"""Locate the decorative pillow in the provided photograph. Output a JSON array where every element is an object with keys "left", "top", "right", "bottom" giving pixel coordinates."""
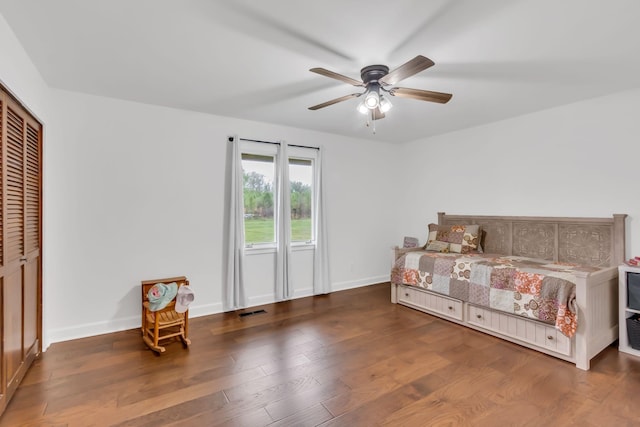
[
  {"left": 426, "top": 223, "right": 481, "bottom": 254},
  {"left": 425, "top": 240, "right": 450, "bottom": 252},
  {"left": 403, "top": 236, "right": 420, "bottom": 248}
]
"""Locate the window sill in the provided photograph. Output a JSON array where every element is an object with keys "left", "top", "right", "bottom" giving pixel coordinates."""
[
  {"left": 244, "top": 243, "right": 315, "bottom": 256},
  {"left": 292, "top": 242, "right": 315, "bottom": 252},
  {"left": 245, "top": 246, "right": 276, "bottom": 256}
]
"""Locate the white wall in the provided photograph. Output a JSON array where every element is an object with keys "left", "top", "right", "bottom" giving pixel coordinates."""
[
  {"left": 43, "top": 89, "right": 398, "bottom": 345},
  {"left": 396, "top": 88, "right": 640, "bottom": 258},
  {"left": 0, "top": 13, "right": 49, "bottom": 118}
]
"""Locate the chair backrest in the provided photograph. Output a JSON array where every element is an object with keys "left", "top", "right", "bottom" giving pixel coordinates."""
[{"left": 141, "top": 276, "right": 189, "bottom": 305}]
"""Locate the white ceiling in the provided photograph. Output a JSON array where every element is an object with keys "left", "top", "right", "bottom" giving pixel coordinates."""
[{"left": 1, "top": 0, "right": 639, "bottom": 143}]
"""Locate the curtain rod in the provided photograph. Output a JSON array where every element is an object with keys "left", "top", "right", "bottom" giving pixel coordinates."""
[{"left": 235, "top": 137, "right": 320, "bottom": 150}]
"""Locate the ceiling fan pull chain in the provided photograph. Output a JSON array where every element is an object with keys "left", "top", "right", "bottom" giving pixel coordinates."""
[{"left": 372, "top": 110, "right": 376, "bottom": 134}]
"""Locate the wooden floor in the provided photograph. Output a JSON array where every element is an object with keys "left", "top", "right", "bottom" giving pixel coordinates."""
[{"left": 3, "top": 283, "right": 640, "bottom": 426}]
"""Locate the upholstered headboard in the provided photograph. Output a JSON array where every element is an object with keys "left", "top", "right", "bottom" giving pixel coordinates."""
[{"left": 438, "top": 212, "right": 627, "bottom": 268}]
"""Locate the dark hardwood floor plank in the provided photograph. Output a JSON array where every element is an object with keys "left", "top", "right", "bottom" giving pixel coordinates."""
[
  {"left": 381, "top": 399, "right": 473, "bottom": 427},
  {"left": 116, "top": 364, "right": 266, "bottom": 407},
  {"left": 264, "top": 379, "right": 350, "bottom": 422},
  {"left": 224, "top": 374, "right": 320, "bottom": 403},
  {"left": 319, "top": 373, "right": 441, "bottom": 426},
  {"left": 214, "top": 407, "right": 274, "bottom": 427},
  {"left": 268, "top": 403, "right": 333, "bottom": 427},
  {"left": 113, "top": 390, "right": 228, "bottom": 427}
]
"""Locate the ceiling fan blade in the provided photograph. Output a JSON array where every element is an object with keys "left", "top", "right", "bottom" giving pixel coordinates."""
[
  {"left": 308, "top": 93, "right": 361, "bottom": 110},
  {"left": 379, "top": 55, "right": 435, "bottom": 86},
  {"left": 372, "top": 107, "right": 385, "bottom": 120},
  {"left": 390, "top": 87, "right": 452, "bottom": 104},
  {"left": 310, "top": 68, "right": 364, "bottom": 87}
]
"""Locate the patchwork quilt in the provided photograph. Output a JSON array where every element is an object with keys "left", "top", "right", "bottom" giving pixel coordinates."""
[{"left": 391, "top": 252, "right": 599, "bottom": 338}]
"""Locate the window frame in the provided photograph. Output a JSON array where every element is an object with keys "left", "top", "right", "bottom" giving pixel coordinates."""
[
  {"left": 239, "top": 141, "right": 318, "bottom": 252},
  {"left": 287, "top": 146, "right": 317, "bottom": 248},
  {"left": 240, "top": 141, "right": 278, "bottom": 250}
]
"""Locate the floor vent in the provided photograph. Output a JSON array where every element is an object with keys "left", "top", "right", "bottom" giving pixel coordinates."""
[{"left": 239, "top": 309, "right": 267, "bottom": 318}]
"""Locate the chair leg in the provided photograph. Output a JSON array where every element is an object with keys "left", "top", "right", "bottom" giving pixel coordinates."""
[
  {"left": 143, "top": 334, "right": 166, "bottom": 353},
  {"left": 181, "top": 314, "right": 191, "bottom": 347},
  {"left": 142, "top": 314, "right": 166, "bottom": 353},
  {"left": 153, "top": 314, "right": 161, "bottom": 349},
  {"left": 180, "top": 328, "right": 191, "bottom": 347}
]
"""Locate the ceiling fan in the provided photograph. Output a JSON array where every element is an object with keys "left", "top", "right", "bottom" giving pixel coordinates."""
[{"left": 308, "top": 55, "right": 452, "bottom": 120}]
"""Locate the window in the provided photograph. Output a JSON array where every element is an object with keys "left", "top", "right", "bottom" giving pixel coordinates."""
[
  {"left": 289, "top": 158, "right": 313, "bottom": 243},
  {"left": 240, "top": 141, "right": 317, "bottom": 248},
  {"left": 242, "top": 153, "right": 275, "bottom": 245}
]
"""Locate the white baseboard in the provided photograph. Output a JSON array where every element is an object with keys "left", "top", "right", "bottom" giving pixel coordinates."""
[
  {"left": 189, "top": 302, "right": 224, "bottom": 318},
  {"left": 247, "top": 293, "right": 276, "bottom": 307},
  {"left": 47, "top": 315, "right": 141, "bottom": 346},
  {"left": 292, "top": 287, "right": 314, "bottom": 298},
  {"left": 244, "top": 287, "right": 315, "bottom": 307},
  {"left": 332, "top": 275, "right": 388, "bottom": 292}
]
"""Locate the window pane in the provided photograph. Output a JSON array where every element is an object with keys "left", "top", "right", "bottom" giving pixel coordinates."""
[
  {"left": 289, "top": 158, "right": 313, "bottom": 242},
  {"left": 242, "top": 154, "right": 275, "bottom": 245}
]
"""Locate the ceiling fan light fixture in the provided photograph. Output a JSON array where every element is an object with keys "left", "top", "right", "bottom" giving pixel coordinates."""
[
  {"left": 379, "top": 96, "right": 392, "bottom": 113},
  {"left": 357, "top": 100, "right": 369, "bottom": 114},
  {"left": 363, "top": 85, "right": 380, "bottom": 109}
]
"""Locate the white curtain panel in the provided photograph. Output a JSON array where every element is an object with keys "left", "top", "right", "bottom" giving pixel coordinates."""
[
  {"left": 225, "top": 136, "right": 247, "bottom": 310},
  {"left": 275, "top": 142, "right": 292, "bottom": 300},
  {"left": 313, "top": 148, "right": 330, "bottom": 295}
]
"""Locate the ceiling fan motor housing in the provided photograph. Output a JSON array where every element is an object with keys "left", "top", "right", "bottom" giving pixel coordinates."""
[{"left": 360, "top": 65, "right": 389, "bottom": 84}]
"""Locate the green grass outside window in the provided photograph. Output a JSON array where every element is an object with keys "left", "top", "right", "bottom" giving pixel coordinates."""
[{"left": 244, "top": 218, "right": 311, "bottom": 244}]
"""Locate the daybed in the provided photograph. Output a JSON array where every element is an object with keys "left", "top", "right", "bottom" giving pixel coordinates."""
[{"left": 391, "top": 212, "right": 627, "bottom": 370}]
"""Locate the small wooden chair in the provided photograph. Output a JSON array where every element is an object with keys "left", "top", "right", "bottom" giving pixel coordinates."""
[{"left": 141, "top": 276, "right": 191, "bottom": 353}]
